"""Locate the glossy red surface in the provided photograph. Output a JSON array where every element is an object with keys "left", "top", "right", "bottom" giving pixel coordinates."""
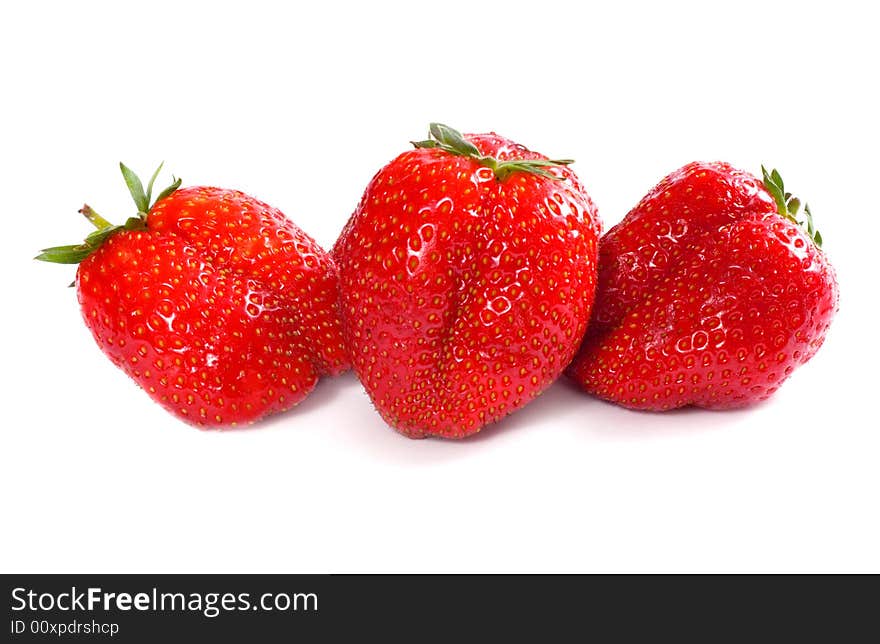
[
  {"left": 567, "top": 162, "right": 839, "bottom": 410},
  {"left": 335, "top": 133, "right": 601, "bottom": 438},
  {"left": 77, "top": 188, "right": 348, "bottom": 427}
]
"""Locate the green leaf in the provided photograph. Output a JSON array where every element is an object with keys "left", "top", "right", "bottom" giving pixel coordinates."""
[
  {"left": 37, "top": 162, "right": 177, "bottom": 269},
  {"left": 145, "top": 161, "right": 165, "bottom": 207},
  {"left": 495, "top": 162, "right": 549, "bottom": 181},
  {"left": 769, "top": 169, "right": 785, "bottom": 197},
  {"left": 494, "top": 158, "right": 575, "bottom": 181},
  {"left": 153, "top": 176, "right": 182, "bottom": 205},
  {"left": 35, "top": 222, "right": 132, "bottom": 265},
  {"left": 35, "top": 244, "right": 97, "bottom": 264},
  {"left": 761, "top": 167, "right": 824, "bottom": 249},
  {"left": 429, "top": 122, "right": 482, "bottom": 157},
  {"left": 83, "top": 224, "right": 124, "bottom": 247},
  {"left": 415, "top": 123, "right": 573, "bottom": 182},
  {"left": 511, "top": 158, "right": 574, "bottom": 167},
  {"left": 803, "top": 204, "right": 823, "bottom": 248},
  {"left": 119, "top": 162, "right": 149, "bottom": 213},
  {"left": 761, "top": 165, "right": 788, "bottom": 219}
]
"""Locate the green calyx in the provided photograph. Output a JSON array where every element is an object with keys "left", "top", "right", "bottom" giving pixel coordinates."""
[
  {"left": 35, "top": 162, "right": 181, "bottom": 265},
  {"left": 412, "top": 122, "right": 574, "bottom": 181},
  {"left": 761, "top": 165, "right": 822, "bottom": 248}
]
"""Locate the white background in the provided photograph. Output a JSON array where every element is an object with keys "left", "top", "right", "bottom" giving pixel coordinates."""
[{"left": 2, "top": 1, "right": 877, "bottom": 573}]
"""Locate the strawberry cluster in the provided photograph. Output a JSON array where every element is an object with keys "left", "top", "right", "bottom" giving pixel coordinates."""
[{"left": 38, "top": 125, "right": 838, "bottom": 437}]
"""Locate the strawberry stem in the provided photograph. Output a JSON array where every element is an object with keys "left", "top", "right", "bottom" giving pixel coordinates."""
[
  {"left": 79, "top": 204, "right": 112, "bottom": 230},
  {"left": 412, "top": 122, "right": 573, "bottom": 181},
  {"left": 761, "top": 165, "right": 823, "bottom": 248},
  {"left": 35, "top": 163, "right": 181, "bottom": 266}
]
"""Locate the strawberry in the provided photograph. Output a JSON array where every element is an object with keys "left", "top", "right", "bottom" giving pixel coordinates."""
[
  {"left": 333, "top": 123, "right": 601, "bottom": 438},
  {"left": 566, "top": 161, "right": 838, "bottom": 410},
  {"left": 37, "top": 164, "right": 348, "bottom": 427}
]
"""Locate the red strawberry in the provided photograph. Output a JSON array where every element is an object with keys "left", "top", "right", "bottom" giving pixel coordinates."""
[
  {"left": 37, "top": 164, "right": 348, "bottom": 427},
  {"left": 567, "top": 161, "right": 838, "bottom": 410},
  {"left": 334, "top": 123, "right": 601, "bottom": 438}
]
